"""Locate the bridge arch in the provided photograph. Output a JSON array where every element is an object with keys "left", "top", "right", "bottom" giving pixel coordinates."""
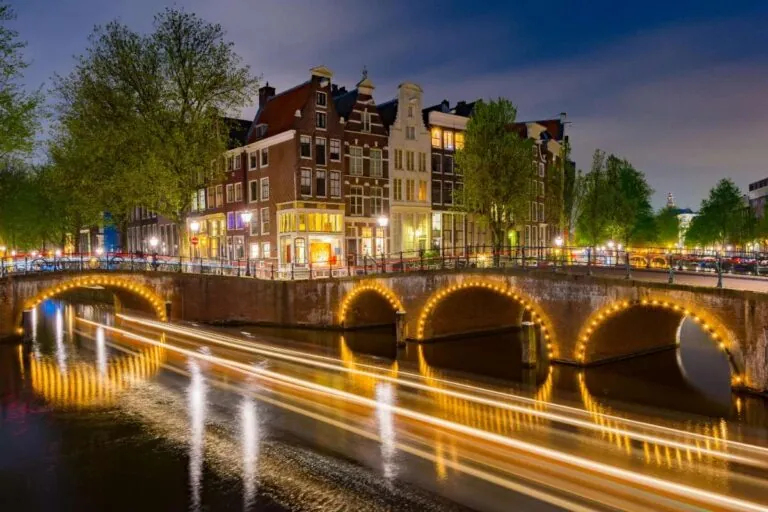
[
  {"left": 339, "top": 282, "right": 404, "bottom": 329},
  {"left": 576, "top": 297, "right": 743, "bottom": 386},
  {"left": 415, "top": 279, "right": 555, "bottom": 358},
  {"left": 20, "top": 274, "right": 167, "bottom": 326}
]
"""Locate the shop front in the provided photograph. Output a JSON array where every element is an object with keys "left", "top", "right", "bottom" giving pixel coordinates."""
[{"left": 276, "top": 203, "right": 345, "bottom": 269}]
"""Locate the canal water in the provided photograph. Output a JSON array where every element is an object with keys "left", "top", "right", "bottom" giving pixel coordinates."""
[{"left": 1, "top": 298, "right": 766, "bottom": 511}]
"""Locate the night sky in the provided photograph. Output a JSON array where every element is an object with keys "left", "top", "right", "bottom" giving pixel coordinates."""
[{"left": 10, "top": 0, "right": 768, "bottom": 209}]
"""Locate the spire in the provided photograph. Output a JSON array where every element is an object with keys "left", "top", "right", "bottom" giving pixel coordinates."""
[
  {"left": 666, "top": 192, "right": 676, "bottom": 208},
  {"left": 356, "top": 65, "right": 375, "bottom": 94}
]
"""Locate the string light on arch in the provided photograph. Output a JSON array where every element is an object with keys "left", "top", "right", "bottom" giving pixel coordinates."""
[
  {"left": 339, "top": 282, "right": 404, "bottom": 325},
  {"left": 415, "top": 280, "right": 555, "bottom": 358},
  {"left": 575, "top": 298, "right": 743, "bottom": 386}
]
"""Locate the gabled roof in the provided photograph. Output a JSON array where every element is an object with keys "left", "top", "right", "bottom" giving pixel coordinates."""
[
  {"left": 528, "top": 119, "right": 565, "bottom": 141},
  {"left": 333, "top": 89, "right": 359, "bottom": 119},
  {"left": 248, "top": 81, "right": 312, "bottom": 143},
  {"left": 376, "top": 99, "right": 398, "bottom": 130}
]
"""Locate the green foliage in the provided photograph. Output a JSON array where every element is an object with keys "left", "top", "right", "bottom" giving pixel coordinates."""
[
  {"left": 0, "top": 3, "right": 43, "bottom": 158},
  {"left": 455, "top": 98, "right": 534, "bottom": 252},
  {"left": 0, "top": 160, "right": 54, "bottom": 249},
  {"left": 50, "top": 8, "right": 259, "bottom": 231},
  {"left": 575, "top": 150, "right": 612, "bottom": 246},
  {"left": 561, "top": 138, "right": 582, "bottom": 242},
  {"left": 685, "top": 179, "right": 751, "bottom": 247},
  {"left": 654, "top": 207, "right": 681, "bottom": 247}
]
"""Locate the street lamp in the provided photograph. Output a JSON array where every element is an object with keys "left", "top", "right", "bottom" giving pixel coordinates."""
[
  {"left": 149, "top": 236, "right": 159, "bottom": 249},
  {"left": 240, "top": 211, "right": 253, "bottom": 276},
  {"left": 54, "top": 249, "right": 62, "bottom": 257},
  {"left": 95, "top": 247, "right": 104, "bottom": 256},
  {"left": 554, "top": 236, "right": 563, "bottom": 247}
]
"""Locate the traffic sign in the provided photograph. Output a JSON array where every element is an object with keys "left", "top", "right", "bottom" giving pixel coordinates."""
[{"left": 191, "top": 236, "right": 199, "bottom": 245}]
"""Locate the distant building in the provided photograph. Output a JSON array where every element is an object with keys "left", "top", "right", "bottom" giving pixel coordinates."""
[
  {"left": 748, "top": 178, "right": 768, "bottom": 218},
  {"left": 665, "top": 193, "right": 697, "bottom": 247}
]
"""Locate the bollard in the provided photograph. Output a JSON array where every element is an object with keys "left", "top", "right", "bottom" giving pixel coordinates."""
[
  {"left": 521, "top": 321, "right": 537, "bottom": 368},
  {"left": 395, "top": 310, "right": 407, "bottom": 348}
]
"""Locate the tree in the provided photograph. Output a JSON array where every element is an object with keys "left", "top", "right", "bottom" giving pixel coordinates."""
[
  {"left": 686, "top": 179, "right": 750, "bottom": 247},
  {"left": 561, "top": 137, "right": 583, "bottom": 244},
  {"left": 655, "top": 207, "right": 681, "bottom": 247},
  {"left": 575, "top": 150, "right": 612, "bottom": 246},
  {"left": 455, "top": 98, "right": 534, "bottom": 258},
  {"left": 0, "top": 3, "right": 43, "bottom": 159},
  {"left": 51, "top": 8, "right": 259, "bottom": 234},
  {"left": 604, "top": 155, "right": 654, "bottom": 246}
]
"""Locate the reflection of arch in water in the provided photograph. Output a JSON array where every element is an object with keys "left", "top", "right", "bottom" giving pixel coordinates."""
[
  {"left": 22, "top": 275, "right": 167, "bottom": 323},
  {"left": 576, "top": 371, "right": 730, "bottom": 479},
  {"left": 28, "top": 343, "right": 165, "bottom": 409},
  {"left": 415, "top": 280, "right": 555, "bottom": 358},
  {"left": 339, "top": 283, "right": 404, "bottom": 328},
  {"left": 338, "top": 336, "right": 398, "bottom": 395},
  {"left": 575, "top": 298, "right": 743, "bottom": 387}
]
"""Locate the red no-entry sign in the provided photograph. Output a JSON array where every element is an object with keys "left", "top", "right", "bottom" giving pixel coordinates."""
[{"left": 190, "top": 236, "right": 199, "bottom": 245}]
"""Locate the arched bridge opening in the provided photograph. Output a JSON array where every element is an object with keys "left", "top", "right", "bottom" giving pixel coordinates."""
[
  {"left": 339, "top": 283, "right": 404, "bottom": 330},
  {"left": 576, "top": 298, "right": 743, "bottom": 387}
]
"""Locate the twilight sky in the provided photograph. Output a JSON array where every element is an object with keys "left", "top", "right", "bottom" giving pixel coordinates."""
[{"left": 10, "top": 0, "right": 768, "bottom": 209}]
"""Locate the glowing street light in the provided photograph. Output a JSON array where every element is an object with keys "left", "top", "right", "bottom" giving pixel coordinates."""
[
  {"left": 607, "top": 240, "right": 615, "bottom": 250},
  {"left": 190, "top": 220, "right": 201, "bottom": 234},
  {"left": 377, "top": 216, "right": 389, "bottom": 228},
  {"left": 54, "top": 249, "right": 62, "bottom": 257},
  {"left": 30, "top": 250, "right": 38, "bottom": 258},
  {"left": 96, "top": 247, "right": 104, "bottom": 256},
  {"left": 149, "top": 236, "right": 159, "bottom": 249},
  {"left": 554, "top": 236, "right": 564, "bottom": 248}
]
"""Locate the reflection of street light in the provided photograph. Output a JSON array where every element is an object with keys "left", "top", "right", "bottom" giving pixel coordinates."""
[{"left": 240, "top": 211, "right": 253, "bottom": 276}]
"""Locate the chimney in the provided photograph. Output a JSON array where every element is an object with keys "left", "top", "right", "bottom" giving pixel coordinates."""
[{"left": 259, "top": 82, "right": 276, "bottom": 108}]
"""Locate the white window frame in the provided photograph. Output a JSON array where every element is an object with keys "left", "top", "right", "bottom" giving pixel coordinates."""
[
  {"left": 370, "top": 149, "right": 382, "bottom": 177},
  {"left": 419, "top": 152, "right": 426, "bottom": 172},
  {"left": 226, "top": 183, "right": 234, "bottom": 203},
  {"left": 350, "top": 146, "right": 363, "bottom": 176},
  {"left": 261, "top": 207, "right": 270, "bottom": 235},
  {"left": 260, "top": 177, "right": 270, "bottom": 201},
  {"left": 406, "top": 126, "right": 415, "bottom": 140},
  {"left": 300, "top": 168, "right": 312, "bottom": 196},
  {"left": 394, "top": 178, "right": 403, "bottom": 201},
  {"left": 444, "top": 181, "right": 454, "bottom": 205},
  {"left": 316, "top": 169, "right": 327, "bottom": 198},
  {"left": 234, "top": 182, "right": 243, "bottom": 202},
  {"left": 330, "top": 139, "right": 341, "bottom": 161},
  {"left": 316, "top": 91, "right": 327, "bottom": 107},
  {"left": 350, "top": 185, "right": 364, "bottom": 216},
  {"left": 249, "top": 180, "right": 258, "bottom": 203},
  {"left": 406, "top": 150, "right": 414, "bottom": 171},
  {"left": 300, "top": 135, "right": 312, "bottom": 159},
  {"left": 261, "top": 148, "right": 269, "bottom": 168},
  {"left": 361, "top": 111, "right": 371, "bottom": 132},
  {"left": 262, "top": 242, "right": 271, "bottom": 259},
  {"left": 249, "top": 152, "right": 258, "bottom": 170},
  {"left": 315, "top": 137, "right": 326, "bottom": 166},
  {"left": 316, "top": 112, "right": 327, "bottom": 130},
  {"left": 330, "top": 171, "right": 341, "bottom": 198}
]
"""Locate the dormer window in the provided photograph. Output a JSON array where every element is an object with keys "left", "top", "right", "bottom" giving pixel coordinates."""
[{"left": 316, "top": 91, "right": 327, "bottom": 107}]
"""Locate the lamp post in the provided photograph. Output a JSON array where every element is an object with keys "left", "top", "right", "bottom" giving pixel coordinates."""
[
  {"left": 554, "top": 236, "right": 563, "bottom": 271},
  {"left": 240, "top": 211, "right": 253, "bottom": 277},
  {"left": 377, "top": 216, "right": 389, "bottom": 273},
  {"left": 189, "top": 220, "right": 201, "bottom": 272},
  {"left": 149, "top": 236, "right": 159, "bottom": 271}
]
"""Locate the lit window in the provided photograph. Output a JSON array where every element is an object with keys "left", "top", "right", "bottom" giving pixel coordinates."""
[
  {"left": 431, "top": 127, "right": 442, "bottom": 148},
  {"left": 444, "top": 130, "right": 454, "bottom": 150},
  {"left": 315, "top": 137, "right": 326, "bottom": 165},
  {"left": 330, "top": 139, "right": 341, "bottom": 161},
  {"left": 261, "top": 148, "right": 269, "bottom": 167},
  {"left": 227, "top": 212, "right": 236, "bottom": 230},
  {"left": 418, "top": 180, "right": 427, "bottom": 201},
  {"left": 295, "top": 238, "right": 306, "bottom": 264},
  {"left": 370, "top": 149, "right": 382, "bottom": 177},
  {"left": 260, "top": 177, "right": 270, "bottom": 201},
  {"left": 406, "top": 179, "right": 415, "bottom": 201},
  {"left": 455, "top": 132, "right": 465, "bottom": 150},
  {"left": 350, "top": 186, "right": 364, "bottom": 216},
  {"left": 316, "top": 112, "right": 327, "bottom": 129},
  {"left": 316, "top": 91, "right": 327, "bottom": 107},
  {"left": 250, "top": 211, "right": 259, "bottom": 235},
  {"left": 330, "top": 171, "right": 341, "bottom": 197},
  {"left": 316, "top": 170, "right": 326, "bottom": 197},
  {"left": 300, "top": 135, "right": 311, "bottom": 159},
  {"left": 350, "top": 146, "right": 363, "bottom": 175},
  {"left": 262, "top": 241, "right": 271, "bottom": 258},
  {"left": 300, "top": 169, "right": 312, "bottom": 196}
]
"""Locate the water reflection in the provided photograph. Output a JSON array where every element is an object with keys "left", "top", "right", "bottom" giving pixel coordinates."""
[
  {"left": 54, "top": 305, "right": 66, "bottom": 372},
  {"left": 240, "top": 396, "right": 260, "bottom": 510},
  {"left": 375, "top": 382, "right": 397, "bottom": 482},
  {"left": 96, "top": 326, "right": 107, "bottom": 375},
  {"left": 187, "top": 360, "right": 207, "bottom": 512}
]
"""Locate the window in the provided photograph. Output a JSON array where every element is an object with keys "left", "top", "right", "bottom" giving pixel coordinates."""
[
  {"left": 330, "top": 171, "right": 341, "bottom": 197},
  {"left": 198, "top": 189, "right": 206, "bottom": 210},
  {"left": 371, "top": 186, "right": 384, "bottom": 216},
  {"left": 361, "top": 111, "right": 371, "bottom": 132},
  {"left": 444, "top": 181, "right": 454, "bottom": 205},
  {"left": 261, "top": 208, "right": 270, "bottom": 234},
  {"left": 530, "top": 201, "right": 535, "bottom": 221},
  {"left": 370, "top": 149, "right": 382, "bottom": 177},
  {"left": 316, "top": 170, "right": 326, "bottom": 197},
  {"left": 419, "top": 152, "right": 426, "bottom": 172},
  {"left": 406, "top": 151, "right": 414, "bottom": 171},
  {"left": 538, "top": 162, "right": 545, "bottom": 177},
  {"left": 234, "top": 154, "right": 241, "bottom": 170},
  {"left": 350, "top": 146, "right": 363, "bottom": 175},
  {"left": 444, "top": 130, "right": 454, "bottom": 151},
  {"left": 406, "top": 179, "right": 415, "bottom": 201},
  {"left": 539, "top": 202, "right": 545, "bottom": 223},
  {"left": 350, "top": 186, "right": 364, "bottom": 216},
  {"left": 261, "top": 148, "right": 269, "bottom": 167},
  {"left": 207, "top": 187, "right": 215, "bottom": 209},
  {"left": 406, "top": 126, "right": 415, "bottom": 140},
  {"left": 316, "top": 112, "right": 327, "bottom": 129},
  {"left": 191, "top": 192, "right": 198, "bottom": 212},
  {"left": 227, "top": 156, "right": 233, "bottom": 171},
  {"left": 432, "top": 153, "right": 441, "bottom": 173},
  {"left": 262, "top": 242, "right": 271, "bottom": 258},
  {"left": 300, "top": 169, "right": 312, "bottom": 196},
  {"left": 300, "top": 135, "right": 312, "bottom": 158},
  {"left": 539, "top": 181, "right": 545, "bottom": 197},
  {"left": 249, "top": 180, "right": 258, "bottom": 202},
  {"left": 418, "top": 180, "right": 427, "bottom": 201},
  {"left": 455, "top": 132, "right": 465, "bottom": 150},
  {"left": 330, "top": 139, "right": 341, "bottom": 161},
  {"left": 444, "top": 155, "right": 453, "bottom": 174},
  {"left": 316, "top": 91, "right": 327, "bottom": 107},
  {"left": 394, "top": 149, "right": 403, "bottom": 170},
  {"left": 394, "top": 179, "right": 402, "bottom": 201},
  {"left": 227, "top": 212, "right": 236, "bottom": 230},
  {"left": 249, "top": 152, "right": 258, "bottom": 170},
  {"left": 294, "top": 238, "right": 307, "bottom": 264},
  {"left": 215, "top": 185, "right": 223, "bottom": 207},
  {"left": 431, "top": 127, "right": 442, "bottom": 148},
  {"left": 250, "top": 211, "right": 259, "bottom": 236},
  {"left": 315, "top": 137, "right": 326, "bottom": 165},
  {"left": 260, "top": 177, "right": 270, "bottom": 201},
  {"left": 408, "top": 105, "right": 414, "bottom": 117},
  {"left": 226, "top": 184, "right": 234, "bottom": 203},
  {"left": 235, "top": 182, "right": 243, "bottom": 202},
  {"left": 432, "top": 180, "right": 442, "bottom": 204},
  {"left": 250, "top": 243, "right": 259, "bottom": 259}
]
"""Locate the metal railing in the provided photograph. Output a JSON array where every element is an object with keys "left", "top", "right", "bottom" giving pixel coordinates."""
[{"left": 2, "top": 246, "right": 767, "bottom": 287}]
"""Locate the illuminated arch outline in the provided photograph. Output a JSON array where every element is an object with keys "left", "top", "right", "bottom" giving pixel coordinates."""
[
  {"left": 22, "top": 275, "right": 167, "bottom": 322},
  {"left": 339, "top": 282, "right": 405, "bottom": 326},
  {"left": 575, "top": 298, "right": 744, "bottom": 386},
  {"left": 415, "top": 280, "right": 555, "bottom": 358}
]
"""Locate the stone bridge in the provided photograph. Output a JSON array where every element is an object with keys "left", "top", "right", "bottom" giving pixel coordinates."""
[{"left": 1, "top": 269, "right": 767, "bottom": 393}]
